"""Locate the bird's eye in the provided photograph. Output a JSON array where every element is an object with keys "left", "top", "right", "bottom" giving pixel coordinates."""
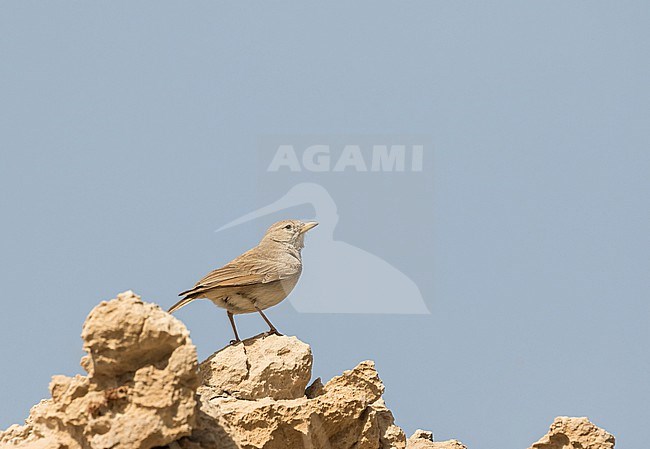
[{"left": 284, "top": 224, "right": 292, "bottom": 230}]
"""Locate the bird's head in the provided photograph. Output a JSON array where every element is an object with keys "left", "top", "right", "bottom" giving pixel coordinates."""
[{"left": 261, "top": 219, "right": 318, "bottom": 250}]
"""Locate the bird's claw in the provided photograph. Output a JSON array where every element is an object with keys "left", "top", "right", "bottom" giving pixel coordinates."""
[
  {"left": 265, "top": 329, "right": 282, "bottom": 337},
  {"left": 229, "top": 339, "right": 242, "bottom": 345}
]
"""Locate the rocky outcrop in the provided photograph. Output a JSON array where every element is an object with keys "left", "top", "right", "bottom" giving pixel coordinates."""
[
  {"left": 0, "top": 292, "right": 617, "bottom": 449},
  {"left": 198, "top": 335, "right": 313, "bottom": 401},
  {"left": 0, "top": 291, "right": 199, "bottom": 449},
  {"left": 527, "top": 417, "right": 615, "bottom": 449},
  {"left": 406, "top": 430, "right": 467, "bottom": 449},
  {"left": 183, "top": 336, "right": 405, "bottom": 449}
]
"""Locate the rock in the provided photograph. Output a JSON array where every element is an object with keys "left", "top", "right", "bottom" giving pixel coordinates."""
[
  {"left": 0, "top": 291, "right": 199, "bottom": 449},
  {"left": 305, "top": 377, "right": 325, "bottom": 399},
  {"left": 359, "top": 399, "right": 406, "bottom": 449},
  {"left": 181, "top": 340, "right": 406, "bottom": 449},
  {"left": 199, "top": 334, "right": 312, "bottom": 400},
  {"left": 0, "top": 291, "right": 619, "bottom": 449},
  {"left": 406, "top": 430, "right": 467, "bottom": 449},
  {"left": 528, "top": 417, "right": 615, "bottom": 449},
  {"left": 410, "top": 430, "right": 434, "bottom": 441}
]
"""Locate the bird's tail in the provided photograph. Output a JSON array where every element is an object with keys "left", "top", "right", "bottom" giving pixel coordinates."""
[{"left": 168, "top": 296, "right": 195, "bottom": 314}]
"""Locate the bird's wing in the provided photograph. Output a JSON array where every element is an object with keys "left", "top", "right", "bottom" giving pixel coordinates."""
[{"left": 179, "top": 253, "right": 300, "bottom": 297}]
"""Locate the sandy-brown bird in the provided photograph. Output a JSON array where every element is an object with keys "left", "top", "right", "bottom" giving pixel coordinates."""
[{"left": 169, "top": 219, "right": 318, "bottom": 343}]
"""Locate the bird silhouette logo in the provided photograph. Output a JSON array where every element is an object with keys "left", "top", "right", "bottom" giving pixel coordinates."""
[{"left": 217, "top": 183, "right": 430, "bottom": 314}]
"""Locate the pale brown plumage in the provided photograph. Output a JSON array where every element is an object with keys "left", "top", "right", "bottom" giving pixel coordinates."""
[{"left": 169, "top": 219, "right": 318, "bottom": 343}]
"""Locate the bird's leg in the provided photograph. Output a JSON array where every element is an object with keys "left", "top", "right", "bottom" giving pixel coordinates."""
[
  {"left": 255, "top": 307, "right": 282, "bottom": 336},
  {"left": 227, "top": 311, "right": 241, "bottom": 344}
]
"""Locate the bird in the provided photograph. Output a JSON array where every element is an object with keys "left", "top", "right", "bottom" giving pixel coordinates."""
[
  {"left": 168, "top": 219, "right": 318, "bottom": 343},
  {"left": 215, "top": 183, "right": 430, "bottom": 314}
]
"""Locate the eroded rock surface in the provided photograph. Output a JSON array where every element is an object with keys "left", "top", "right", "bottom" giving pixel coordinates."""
[
  {"left": 406, "top": 430, "right": 467, "bottom": 449},
  {"left": 527, "top": 417, "right": 615, "bottom": 449},
  {"left": 0, "top": 291, "right": 199, "bottom": 449},
  {"left": 199, "top": 334, "right": 312, "bottom": 400},
  {"left": 0, "top": 292, "right": 617, "bottom": 449},
  {"left": 183, "top": 339, "right": 406, "bottom": 449}
]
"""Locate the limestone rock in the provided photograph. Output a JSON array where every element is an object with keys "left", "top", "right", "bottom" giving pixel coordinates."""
[
  {"left": 199, "top": 334, "right": 312, "bottom": 400},
  {"left": 528, "top": 417, "right": 615, "bottom": 449},
  {"left": 0, "top": 291, "right": 199, "bottom": 449},
  {"left": 406, "top": 428, "right": 466, "bottom": 449},
  {"left": 180, "top": 339, "right": 406, "bottom": 449},
  {"left": 410, "top": 430, "right": 434, "bottom": 442},
  {"left": 0, "top": 292, "right": 619, "bottom": 449}
]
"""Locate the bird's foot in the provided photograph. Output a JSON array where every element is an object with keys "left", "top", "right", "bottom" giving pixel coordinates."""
[
  {"left": 265, "top": 328, "right": 282, "bottom": 337},
  {"left": 229, "top": 338, "right": 242, "bottom": 345}
]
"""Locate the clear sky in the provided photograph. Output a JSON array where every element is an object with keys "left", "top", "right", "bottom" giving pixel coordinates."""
[{"left": 1, "top": 2, "right": 648, "bottom": 448}]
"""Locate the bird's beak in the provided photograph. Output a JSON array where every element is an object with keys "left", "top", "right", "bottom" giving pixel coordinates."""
[{"left": 300, "top": 222, "right": 319, "bottom": 234}]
